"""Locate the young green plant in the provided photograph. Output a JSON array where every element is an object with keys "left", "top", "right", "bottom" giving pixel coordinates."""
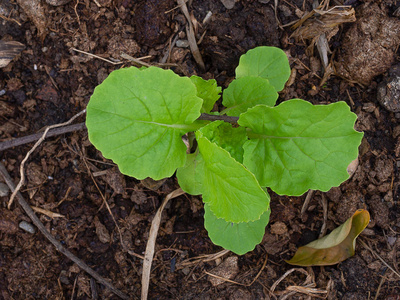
[{"left": 86, "top": 47, "right": 363, "bottom": 255}]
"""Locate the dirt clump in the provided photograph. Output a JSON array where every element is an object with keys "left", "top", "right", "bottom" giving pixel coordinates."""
[{"left": 336, "top": 3, "right": 400, "bottom": 86}]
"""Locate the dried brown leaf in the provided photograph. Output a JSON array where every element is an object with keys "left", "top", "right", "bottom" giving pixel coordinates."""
[{"left": 287, "top": 209, "right": 370, "bottom": 266}]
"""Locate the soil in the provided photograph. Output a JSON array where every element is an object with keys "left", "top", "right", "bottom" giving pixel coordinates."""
[{"left": 1, "top": 0, "right": 400, "bottom": 299}]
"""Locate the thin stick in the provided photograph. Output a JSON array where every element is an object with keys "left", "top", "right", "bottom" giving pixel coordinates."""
[
  {"left": 205, "top": 254, "right": 269, "bottom": 287},
  {"left": 319, "top": 194, "right": 328, "bottom": 238},
  {"left": 81, "top": 151, "right": 125, "bottom": 249},
  {"left": 374, "top": 270, "right": 387, "bottom": 300},
  {"left": 0, "top": 122, "right": 86, "bottom": 152},
  {"left": 301, "top": 190, "right": 314, "bottom": 217},
  {"left": 0, "top": 162, "right": 129, "bottom": 299},
  {"left": 177, "top": 0, "right": 205, "bottom": 70},
  {"left": 70, "top": 48, "right": 123, "bottom": 65},
  {"left": 0, "top": 14, "right": 22, "bottom": 26},
  {"left": 8, "top": 110, "right": 86, "bottom": 209},
  {"left": 270, "top": 268, "right": 309, "bottom": 293},
  {"left": 359, "top": 239, "right": 400, "bottom": 279},
  {"left": 141, "top": 188, "right": 185, "bottom": 300},
  {"left": 178, "top": 249, "right": 230, "bottom": 268},
  {"left": 204, "top": 270, "right": 242, "bottom": 285},
  {"left": 120, "top": 53, "right": 151, "bottom": 67}
]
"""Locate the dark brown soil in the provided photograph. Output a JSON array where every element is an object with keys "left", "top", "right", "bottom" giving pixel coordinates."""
[{"left": 1, "top": 0, "right": 400, "bottom": 299}]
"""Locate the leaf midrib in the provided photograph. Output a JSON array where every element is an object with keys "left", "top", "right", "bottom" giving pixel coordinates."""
[
  {"left": 247, "top": 132, "right": 356, "bottom": 139},
  {"left": 90, "top": 107, "right": 196, "bottom": 130}
]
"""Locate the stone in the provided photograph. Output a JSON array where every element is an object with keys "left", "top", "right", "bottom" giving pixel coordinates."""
[{"left": 377, "top": 76, "right": 400, "bottom": 112}]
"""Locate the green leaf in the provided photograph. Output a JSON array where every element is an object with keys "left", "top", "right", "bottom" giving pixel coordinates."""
[
  {"left": 222, "top": 76, "right": 278, "bottom": 116},
  {"left": 204, "top": 204, "right": 271, "bottom": 255},
  {"left": 196, "top": 123, "right": 270, "bottom": 223},
  {"left": 86, "top": 66, "right": 203, "bottom": 180},
  {"left": 235, "top": 46, "right": 291, "bottom": 92},
  {"left": 287, "top": 209, "right": 370, "bottom": 266},
  {"left": 176, "top": 121, "right": 247, "bottom": 196},
  {"left": 190, "top": 75, "right": 221, "bottom": 113},
  {"left": 199, "top": 121, "right": 247, "bottom": 163},
  {"left": 176, "top": 152, "right": 204, "bottom": 195},
  {"left": 238, "top": 99, "right": 363, "bottom": 196}
]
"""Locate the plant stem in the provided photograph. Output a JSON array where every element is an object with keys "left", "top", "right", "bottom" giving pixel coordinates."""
[{"left": 198, "top": 113, "right": 239, "bottom": 123}]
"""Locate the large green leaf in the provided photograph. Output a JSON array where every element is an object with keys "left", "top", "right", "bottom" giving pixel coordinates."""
[
  {"left": 190, "top": 75, "right": 221, "bottom": 113},
  {"left": 238, "top": 99, "right": 363, "bottom": 196},
  {"left": 204, "top": 204, "right": 271, "bottom": 255},
  {"left": 196, "top": 123, "right": 270, "bottom": 223},
  {"left": 86, "top": 66, "right": 204, "bottom": 180},
  {"left": 235, "top": 46, "right": 291, "bottom": 92},
  {"left": 176, "top": 152, "right": 204, "bottom": 195},
  {"left": 221, "top": 76, "right": 278, "bottom": 116}
]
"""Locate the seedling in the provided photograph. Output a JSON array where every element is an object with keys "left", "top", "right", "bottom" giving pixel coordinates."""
[{"left": 86, "top": 47, "right": 363, "bottom": 255}]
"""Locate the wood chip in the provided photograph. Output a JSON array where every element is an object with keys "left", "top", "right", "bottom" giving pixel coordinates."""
[{"left": 0, "top": 41, "right": 25, "bottom": 68}]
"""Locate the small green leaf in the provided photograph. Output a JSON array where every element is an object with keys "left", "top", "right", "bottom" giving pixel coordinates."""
[
  {"left": 176, "top": 152, "right": 204, "bottom": 195},
  {"left": 204, "top": 204, "right": 271, "bottom": 255},
  {"left": 287, "top": 209, "right": 370, "bottom": 266},
  {"left": 190, "top": 75, "right": 221, "bottom": 113},
  {"left": 222, "top": 76, "right": 278, "bottom": 116},
  {"left": 235, "top": 46, "right": 291, "bottom": 92},
  {"left": 86, "top": 66, "right": 203, "bottom": 180},
  {"left": 199, "top": 121, "right": 247, "bottom": 163},
  {"left": 196, "top": 123, "right": 270, "bottom": 223},
  {"left": 238, "top": 99, "right": 363, "bottom": 196}
]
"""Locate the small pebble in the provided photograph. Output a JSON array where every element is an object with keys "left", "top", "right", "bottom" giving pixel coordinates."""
[
  {"left": 387, "top": 236, "right": 397, "bottom": 246},
  {"left": 0, "top": 89, "right": 6, "bottom": 96},
  {"left": 377, "top": 76, "right": 400, "bottom": 112},
  {"left": 45, "top": 0, "right": 71, "bottom": 6},
  {"left": 0, "top": 182, "right": 10, "bottom": 197},
  {"left": 176, "top": 40, "right": 189, "bottom": 48},
  {"left": 19, "top": 221, "right": 36, "bottom": 234},
  {"left": 220, "top": 0, "right": 235, "bottom": 9},
  {"left": 181, "top": 267, "right": 190, "bottom": 275}
]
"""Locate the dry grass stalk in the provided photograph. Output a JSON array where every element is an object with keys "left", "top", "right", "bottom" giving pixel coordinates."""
[
  {"left": 291, "top": 6, "right": 356, "bottom": 56},
  {"left": 141, "top": 188, "right": 185, "bottom": 300}
]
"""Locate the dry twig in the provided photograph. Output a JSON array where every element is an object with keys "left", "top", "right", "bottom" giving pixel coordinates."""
[
  {"left": 270, "top": 268, "right": 327, "bottom": 299},
  {"left": 0, "top": 162, "right": 129, "bottom": 299},
  {"left": 319, "top": 193, "right": 328, "bottom": 238},
  {"left": 301, "top": 190, "right": 314, "bottom": 217},
  {"left": 205, "top": 253, "right": 269, "bottom": 287},
  {"left": 79, "top": 148, "right": 125, "bottom": 250},
  {"left": 8, "top": 110, "right": 86, "bottom": 208},
  {"left": 70, "top": 47, "right": 123, "bottom": 65},
  {"left": 0, "top": 13, "right": 22, "bottom": 26},
  {"left": 178, "top": 249, "right": 230, "bottom": 268},
  {"left": 360, "top": 239, "right": 400, "bottom": 279},
  {"left": 0, "top": 122, "right": 86, "bottom": 152}
]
